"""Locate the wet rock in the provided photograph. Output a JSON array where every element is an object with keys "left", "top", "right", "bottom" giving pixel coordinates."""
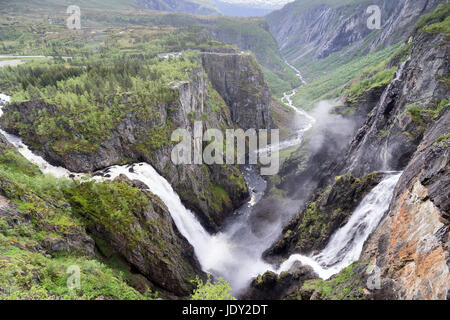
[
  {"left": 265, "top": 172, "right": 384, "bottom": 260},
  {"left": 71, "top": 177, "right": 206, "bottom": 297},
  {"left": 241, "top": 261, "right": 317, "bottom": 300}
]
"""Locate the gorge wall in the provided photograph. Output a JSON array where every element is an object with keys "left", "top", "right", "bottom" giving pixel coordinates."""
[
  {"left": 249, "top": 2, "right": 449, "bottom": 300},
  {"left": 267, "top": 0, "right": 443, "bottom": 63}
]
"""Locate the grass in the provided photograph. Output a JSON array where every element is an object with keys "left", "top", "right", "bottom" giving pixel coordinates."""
[
  {"left": 416, "top": 3, "right": 450, "bottom": 35},
  {"left": 290, "top": 44, "right": 401, "bottom": 110},
  {"left": 0, "top": 247, "right": 154, "bottom": 300},
  {"left": 301, "top": 263, "right": 366, "bottom": 300}
]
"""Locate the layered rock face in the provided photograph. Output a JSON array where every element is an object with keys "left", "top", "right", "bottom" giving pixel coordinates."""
[
  {"left": 267, "top": 0, "right": 444, "bottom": 62},
  {"left": 342, "top": 31, "right": 449, "bottom": 176},
  {"left": 201, "top": 51, "right": 273, "bottom": 130},
  {"left": 360, "top": 111, "right": 449, "bottom": 300}
]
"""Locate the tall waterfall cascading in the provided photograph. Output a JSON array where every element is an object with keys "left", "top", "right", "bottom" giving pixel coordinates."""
[
  {"left": 104, "top": 164, "right": 275, "bottom": 293},
  {"left": 278, "top": 173, "right": 402, "bottom": 279}
]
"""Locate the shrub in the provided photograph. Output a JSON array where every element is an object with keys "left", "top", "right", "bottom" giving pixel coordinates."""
[{"left": 190, "top": 275, "right": 236, "bottom": 300}]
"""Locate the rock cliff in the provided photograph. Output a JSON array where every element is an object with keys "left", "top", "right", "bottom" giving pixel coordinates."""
[
  {"left": 267, "top": 0, "right": 443, "bottom": 62},
  {"left": 201, "top": 51, "right": 273, "bottom": 130}
]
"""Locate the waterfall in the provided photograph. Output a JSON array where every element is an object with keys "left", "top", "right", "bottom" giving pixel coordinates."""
[
  {"left": 278, "top": 173, "right": 402, "bottom": 279},
  {"left": 91, "top": 164, "right": 275, "bottom": 293},
  {"left": 0, "top": 62, "right": 397, "bottom": 292}
]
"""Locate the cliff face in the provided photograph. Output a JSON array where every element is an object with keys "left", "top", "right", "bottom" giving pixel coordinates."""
[
  {"left": 341, "top": 31, "right": 448, "bottom": 176},
  {"left": 359, "top": 106, "right": 449, "bottom": 300},
  {"left": 201, "top": 51, "right": 273, "bottom": 130},
  {"left": 267, "top": 0, "right": 443, "bottom": 62}
]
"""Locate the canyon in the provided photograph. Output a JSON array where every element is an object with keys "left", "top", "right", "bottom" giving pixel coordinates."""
[{"left": 0, "top": 0, "right": 448, "bottom": 300}]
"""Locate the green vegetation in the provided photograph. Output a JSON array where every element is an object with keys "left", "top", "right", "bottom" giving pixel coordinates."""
[
  {"left": 0, "top": 27, "right": 227, "bottom": 155},
  {"left": 65, "top": 181, "right": 150, "bottom": 238},
  {"left": 290, "top": 44, "right": 401, "bottom": 110},
  {"left": 434, "top": 133, "right": 450, "bottom": 147},
  {"left": 416, "top": 3, "right": 450, "bottom": 36},
  {"left": 0, "top": 141, "right": 157, "bottom": 299},
  {"left": 301, "top": 263, "right": 366, "bottom": 300},
  {"left": 190, "top": 275, "right": 236, "bottom": 300},
  {"left": 0, "top": 0, "right": 299, "bottom": 98},
  {"left": 0, "top": 247, "right": 153, "bottom": 300}
]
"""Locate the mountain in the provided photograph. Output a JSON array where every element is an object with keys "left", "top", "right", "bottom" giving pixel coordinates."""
[
  {"left": 268, "top": 0, "right": 443, "bottom": 62},
  {"left": 138, "top": 0, "right": 221, "bottom": 15},
  {"left": 213, "top": 0, "right": 296, "bottom": 16},
  {"left": 1, "top": 0, "right": 221, "bottom": 16},
  {"left": 213, "top": 0, "right": 272, "bottom": 17},
  {"left": 220, "top": 0, "right": 294, "bottom": 9}
]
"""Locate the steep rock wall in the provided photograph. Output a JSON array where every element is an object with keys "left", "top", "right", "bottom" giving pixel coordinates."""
[
  {"left": 267, "top": 0, "right": 443, "bottom": 62},
  {"left": 201, "top": 51, "right": 273, "bottom": 130}
]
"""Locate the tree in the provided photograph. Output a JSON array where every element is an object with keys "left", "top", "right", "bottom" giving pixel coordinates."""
[{"left": 190, "top": 275, "right": 236, "bottom": 300}]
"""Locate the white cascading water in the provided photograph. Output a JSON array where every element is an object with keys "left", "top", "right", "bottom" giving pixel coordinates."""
[
  {"left": 104, "top": 164, "right": 276, "bottom": 293},
  {"left": 278, "top": 173, "right": 402, "bottom": 279}
]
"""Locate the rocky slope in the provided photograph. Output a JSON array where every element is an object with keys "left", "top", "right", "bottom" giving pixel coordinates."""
[
  {"left": 265, "top": 172, "right": 385, "bottom": 260},
  {"left": 359, "top": 110, "right": 449, "bottom": 300},
  {"left": 201, "top": 51, "right": 273, "bottom": 130},
  {"left": 0, "top": 133, "right": 204, "bottom": 298},
  {"left": 341, "top": 30, "right": 449, "bottom": 176}
]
